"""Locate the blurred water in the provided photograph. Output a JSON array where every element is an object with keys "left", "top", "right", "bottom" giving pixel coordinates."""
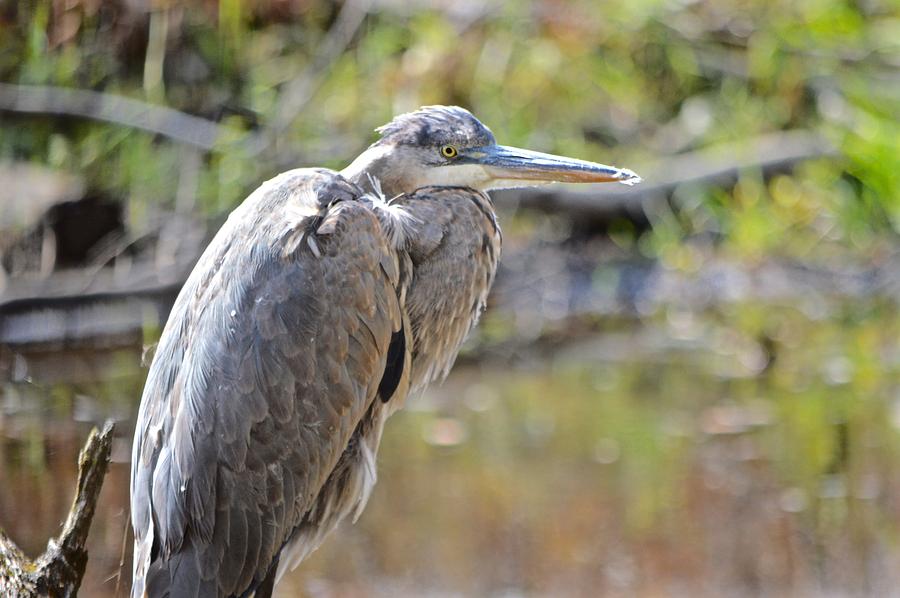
[{"left": 1, "top": 300, "right": 899, "bottom": 597}]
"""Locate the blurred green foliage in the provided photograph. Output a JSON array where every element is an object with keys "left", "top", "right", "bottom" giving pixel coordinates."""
[{"left": 0, "top": 0, "right": 898, "bottom": 260}]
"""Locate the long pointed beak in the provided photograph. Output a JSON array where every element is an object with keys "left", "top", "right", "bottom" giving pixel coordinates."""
[{"left": 460, "top": 145, "right": 642, "bottom": 187}]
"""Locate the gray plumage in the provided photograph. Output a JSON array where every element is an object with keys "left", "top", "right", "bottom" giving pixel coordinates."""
[
  {"left": 375, "top": 105, "right": 496, "bottom": 148},
  {"left": 131, "top": 106, "right": 639, "bottom": 598}
]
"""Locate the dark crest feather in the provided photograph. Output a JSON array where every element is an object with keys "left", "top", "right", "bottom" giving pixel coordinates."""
[{"left": 374, "top": 105, "right": 496, "bottom": 148}]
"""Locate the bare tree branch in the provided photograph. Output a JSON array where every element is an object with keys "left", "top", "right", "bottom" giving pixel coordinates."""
[
  {"left": 0, "top": 0, "right": 370, "bottom": 160},
  {"left": 0, "top": 421, "right": 115, "bottom": 598},
  {"left": 244, "top": 0, "right": 372, "bottom": 155},
  {"left": 498, "top": 129, "right": 840, "bottom": 220},
  {"left": 0, "top": 82, "right": 231, "bottom": 150},
  {"left": 0, "top": 129, "right": 846, "bottom": 346}
]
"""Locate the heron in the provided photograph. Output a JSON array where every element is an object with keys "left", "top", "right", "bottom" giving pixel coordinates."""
[{"left": 130, "top": 105, "right": 640, "bottom": 597}]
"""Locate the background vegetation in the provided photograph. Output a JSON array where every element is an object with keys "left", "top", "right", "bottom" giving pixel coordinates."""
[{"left": 2, "top": 0, "right": 897, "bottom": 256}]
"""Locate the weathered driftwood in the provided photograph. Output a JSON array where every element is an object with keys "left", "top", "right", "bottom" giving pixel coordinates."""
[{"left": 0, "top": 421, "right": 115, "bottom": 598}]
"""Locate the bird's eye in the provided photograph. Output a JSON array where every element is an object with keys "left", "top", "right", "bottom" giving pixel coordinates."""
[{"left": 440, "top": 145, "right": 458, "bottom": 159}]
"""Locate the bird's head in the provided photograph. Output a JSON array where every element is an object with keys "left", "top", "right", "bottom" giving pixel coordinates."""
[{"left": 341, "top": 105, "right": 641, "bottom": 197}]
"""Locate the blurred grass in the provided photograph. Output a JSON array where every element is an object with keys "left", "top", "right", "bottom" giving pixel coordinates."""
[{"left": 1, "top": 0, "right": 898, "bottom": 263}]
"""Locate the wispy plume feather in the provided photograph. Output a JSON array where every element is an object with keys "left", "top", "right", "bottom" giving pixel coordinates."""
[{"left": 364, "top": 174, "right": 418, "bottom": 249}]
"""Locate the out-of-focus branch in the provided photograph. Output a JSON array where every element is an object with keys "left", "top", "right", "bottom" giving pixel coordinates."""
[
  {"left": 0, "top": 0, "right": 370, "bottom": 159},
  {"left": 245, "top": 0, "right": 372, "bottom": 155},
  {"left": 0, "top": 82, "right": 230, "bottom": 150},
  {"left": 0, "top": 129, "right": 845, "bottom": 347},
  {"left": 0, "top": 421, "right": 115, "bottom": 598},
  {"left": 500, "top": 129, "right": 839, "bottom": 220}
]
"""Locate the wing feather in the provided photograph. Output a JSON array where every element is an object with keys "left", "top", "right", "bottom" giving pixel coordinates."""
[{"left": 131, "top": 168, "right": 402, "bottom": 597}]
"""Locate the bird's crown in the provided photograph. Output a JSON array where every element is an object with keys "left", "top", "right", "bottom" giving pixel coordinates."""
[{"left": 374, "top": 105, "right": 496, "bottom": 149}]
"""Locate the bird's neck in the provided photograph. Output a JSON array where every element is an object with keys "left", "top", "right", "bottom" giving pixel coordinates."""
[
  {"left": 340, "top": 145, "right": 420, "bottom": 199},
  {"left": 392, "top": 189, "right": 501, "bottom": 391}
]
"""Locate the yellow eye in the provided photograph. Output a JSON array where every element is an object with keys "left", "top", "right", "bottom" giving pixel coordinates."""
[{"left": 440, "top": 145, "right": 458, "bottom": 158}]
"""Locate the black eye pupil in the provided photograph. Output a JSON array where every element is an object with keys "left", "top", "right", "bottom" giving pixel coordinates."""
[{"left": 443, "top": 146, "right": 455, "bottom": 157}]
